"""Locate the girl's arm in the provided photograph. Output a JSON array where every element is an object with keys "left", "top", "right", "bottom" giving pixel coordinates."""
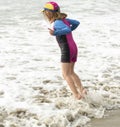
[
  {"left": 53, "top": 20, "right": 71, "bottom": 36},
  {"left": 66, "top": 18, "right": 80, "bottom": 31}
]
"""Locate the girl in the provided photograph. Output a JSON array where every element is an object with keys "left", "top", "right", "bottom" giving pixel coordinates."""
[{"left": 42, "top": 1, "right": 86, "bottom": 99}]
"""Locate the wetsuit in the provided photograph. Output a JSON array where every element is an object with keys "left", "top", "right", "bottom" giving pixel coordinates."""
[{"left": 53, "top": 18, "right": 80, "bottom": 63}]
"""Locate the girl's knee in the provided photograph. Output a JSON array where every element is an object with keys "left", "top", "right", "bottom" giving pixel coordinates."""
[
  {"left": 62, "top": 73, "right": 67, "bottom": 80},
  {"left": 62, "top": 73, "right": 65, "bottom": 79},
  {"left": 62, "top": 72, "right": 72, "bottom": 80}
]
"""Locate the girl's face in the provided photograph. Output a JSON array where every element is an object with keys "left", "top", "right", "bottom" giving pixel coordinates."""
[{"left": 43, "top": 10, "right": 53, "bottom": 22}]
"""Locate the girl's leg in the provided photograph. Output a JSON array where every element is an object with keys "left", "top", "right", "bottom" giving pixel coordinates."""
[
  {"left": 70, "top": 62, "right": 87, "bottom": 96},
  {"left": 61, "top": 63, "right": 81, "bottom": 99}
]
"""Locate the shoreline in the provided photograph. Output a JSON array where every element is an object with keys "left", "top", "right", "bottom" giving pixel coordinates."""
[{"left": 88, "top": 109, "right": 120, "bottom": 127}]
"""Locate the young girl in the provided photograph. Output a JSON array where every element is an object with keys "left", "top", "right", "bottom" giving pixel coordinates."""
[{"left": 42, "top": 1, "right": 86, "bottom": 99}]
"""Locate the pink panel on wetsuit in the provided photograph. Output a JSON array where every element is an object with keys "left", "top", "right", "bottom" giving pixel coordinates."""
[{"left": 62, "top": 19, "right": 78, "bottom": 62}]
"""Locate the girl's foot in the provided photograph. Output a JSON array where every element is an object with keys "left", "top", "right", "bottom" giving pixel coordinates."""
[
  {"left": 81, "top": 88, "right": 87, "bottom": 98},
  {"left": 74, "top": 93, "right": 82, "bottom": 100}
]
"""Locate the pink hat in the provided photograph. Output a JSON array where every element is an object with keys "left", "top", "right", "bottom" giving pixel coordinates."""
[{"left": 42, "top": 1, "right": 60, "bottom": 12}]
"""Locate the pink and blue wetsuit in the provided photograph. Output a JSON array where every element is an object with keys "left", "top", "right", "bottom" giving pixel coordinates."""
[{"left": 53, "top": 18, "right": 80, "bottom": 63}]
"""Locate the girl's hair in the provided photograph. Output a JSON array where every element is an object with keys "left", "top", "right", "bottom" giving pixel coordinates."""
[
  {"left": 53, "top": 11, "right": 67, "bottom": 20},
  {"left": 43, "top": 10, "right": 67, "bottom": 23}
]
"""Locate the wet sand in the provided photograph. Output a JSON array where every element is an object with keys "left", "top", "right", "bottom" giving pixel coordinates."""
[
  {"left": 89, "top": 109, "right": 120, "bottom": 127},
  {"left": 0, "top": 0, "right": 120, "bottom": 126}
]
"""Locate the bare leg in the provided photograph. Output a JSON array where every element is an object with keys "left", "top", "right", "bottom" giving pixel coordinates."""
[
  {"left": 61, "top": 63, "right": 82, "bottom": 99},
  {"left": 70, "top": 63, "right": 87, "bottom": 97}
]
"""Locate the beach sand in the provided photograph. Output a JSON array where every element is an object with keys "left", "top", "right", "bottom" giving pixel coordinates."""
[
  {"left": 0, "top": 0, "right": 120, "bottom": 126},
  {"left": 89, "top": 109, "right": 120, "bottom": 127}
]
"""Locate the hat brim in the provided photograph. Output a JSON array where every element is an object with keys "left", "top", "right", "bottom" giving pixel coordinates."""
[
  {"left": 41, "top": 9, "right": 44, "bottom": 12},
  {"left": 41, "top": 8, "right": 59, "bottom": 12}
]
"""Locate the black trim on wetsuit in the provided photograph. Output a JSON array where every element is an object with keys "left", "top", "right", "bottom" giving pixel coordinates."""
[{"left": 56, "top": 35, "right": 70, "bottom": 62}]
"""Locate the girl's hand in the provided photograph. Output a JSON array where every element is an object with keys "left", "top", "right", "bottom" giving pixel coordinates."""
[{"left": 48, "top": 28, "right": 54, "bottom": 35}]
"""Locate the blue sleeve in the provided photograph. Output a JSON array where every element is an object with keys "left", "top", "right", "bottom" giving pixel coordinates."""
[
  {"left": 66, "top": 18, "right": 80, "bottom": 31},
  {"left": 53, "top": 20, "right": 71, "bottom": 36}
]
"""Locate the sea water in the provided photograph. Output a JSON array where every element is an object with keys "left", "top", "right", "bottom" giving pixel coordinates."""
[{"left": 0, "top": 0, "right": 120, "bottom": 127}]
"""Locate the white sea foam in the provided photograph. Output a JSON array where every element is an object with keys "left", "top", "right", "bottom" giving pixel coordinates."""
[{"left": 0, "top": 0, "right": 120, "bottom": 127}]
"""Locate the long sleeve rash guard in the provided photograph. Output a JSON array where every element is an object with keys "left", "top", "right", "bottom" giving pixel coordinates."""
[
  {"left": 51, "top": 18, "right": 80, "bottom": 63},
  {"left": 53, "top": 18, "right": 80, "bottom": 36}
]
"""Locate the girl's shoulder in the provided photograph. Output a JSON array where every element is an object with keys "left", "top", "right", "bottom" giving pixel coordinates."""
[
  {"left": 54, "top": 18, "right": 69, "bottom": 25},
  {"left": 54, "top": 19, "right": 65, "bottom": 26},
  {"left": 54, "top": 19, "right": 63, "bottom": 23}
]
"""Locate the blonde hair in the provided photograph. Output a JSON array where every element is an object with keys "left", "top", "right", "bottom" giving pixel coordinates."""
[{"left": 43, "top": 10, "right": 67, "bottom": 23}]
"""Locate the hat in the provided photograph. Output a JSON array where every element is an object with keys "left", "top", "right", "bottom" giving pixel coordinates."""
[{"left": 42, "top": 2, "right": 59, "bottom": 12}]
